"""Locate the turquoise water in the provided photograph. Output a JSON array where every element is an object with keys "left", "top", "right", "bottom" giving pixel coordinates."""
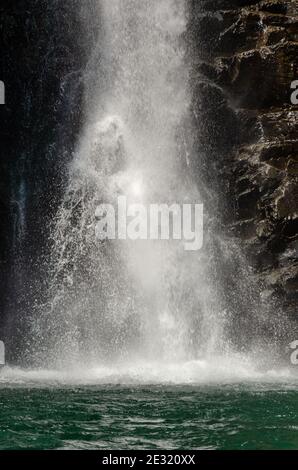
[{"left": 0, "top": 380, "right": 297, "bottom": 450}]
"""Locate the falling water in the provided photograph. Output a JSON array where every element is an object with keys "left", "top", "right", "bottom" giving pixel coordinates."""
[
  {"left": 17, "top": 0, "right": 292, "bottom": 380},
  {"left": 23, "top": 0, "right": 231, "bottom": 370}
]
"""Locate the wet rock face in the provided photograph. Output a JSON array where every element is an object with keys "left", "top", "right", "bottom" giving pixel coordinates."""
[{"left": 191, "top": 0, "right": 297, "bottom": 319}]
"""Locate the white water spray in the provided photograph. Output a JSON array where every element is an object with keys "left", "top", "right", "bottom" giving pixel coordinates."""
[{"left": 26, "top": 0, "right": 231, "bottom": 372}]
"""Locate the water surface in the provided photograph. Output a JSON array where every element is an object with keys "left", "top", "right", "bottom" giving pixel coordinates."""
[{"left": 0, "top": 365, "right": 297, "bottom": 450}]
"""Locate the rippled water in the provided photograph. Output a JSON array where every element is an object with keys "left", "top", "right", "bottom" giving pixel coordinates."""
[{"left": 0, "top": 362, "right": 297, "bottom": 450}]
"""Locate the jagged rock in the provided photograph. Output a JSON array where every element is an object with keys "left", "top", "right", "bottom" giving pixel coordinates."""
[{"left": 193, "top": 0, "right": 298, "bottom": 320}]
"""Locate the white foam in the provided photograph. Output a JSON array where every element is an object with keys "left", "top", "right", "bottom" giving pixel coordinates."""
[{"left": 1, "top": 356, "right": 297, "bottom": 387}]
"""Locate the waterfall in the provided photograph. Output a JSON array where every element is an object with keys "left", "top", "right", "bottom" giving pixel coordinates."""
[{"left": 26, "top": 0, "right": 230, "bottom": 369}]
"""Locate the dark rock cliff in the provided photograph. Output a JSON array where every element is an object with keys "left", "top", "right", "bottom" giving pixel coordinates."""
[{"left": 190, "top": 0, "right": 297, "bottom": 325}]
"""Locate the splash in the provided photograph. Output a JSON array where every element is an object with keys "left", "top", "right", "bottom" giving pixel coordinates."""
[{"left": 1, "top": 358, "right": 298, "bottom": 387}]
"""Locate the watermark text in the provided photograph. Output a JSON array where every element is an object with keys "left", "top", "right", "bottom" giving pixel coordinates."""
[{"left": 95, "top": 196, "right": 204, "bottom": 251}]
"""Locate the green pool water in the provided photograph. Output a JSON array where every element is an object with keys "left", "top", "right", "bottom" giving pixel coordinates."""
[{"left": 0, "top": 382, "right": 297, "bottom": 450}]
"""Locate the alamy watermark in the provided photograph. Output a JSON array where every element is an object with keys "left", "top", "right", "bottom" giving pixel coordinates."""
[
  {"left": 288, "top": 340, "right": 298, "bottom": 365},
  {"left": 290, "top": 80, "right": 298, "bottom": 105},
  {"left": 0, "top": 81, "right": 5, "bottom": 105},
  {"left": 95, "top": 196, "right": 204, "bottom": 251}
]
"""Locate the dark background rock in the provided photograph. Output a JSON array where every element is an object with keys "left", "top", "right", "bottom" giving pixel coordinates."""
[{"left": 0, "top": 0, "right": 100, "bottom": 359}]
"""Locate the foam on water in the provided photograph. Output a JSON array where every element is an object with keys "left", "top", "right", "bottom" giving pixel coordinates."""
[{"left": 1, "top": 357, "right": 297, "bottom": 387}]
